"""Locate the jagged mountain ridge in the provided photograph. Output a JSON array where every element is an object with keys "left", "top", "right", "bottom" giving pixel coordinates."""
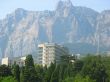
[{"left": 0, "top": 0, "right": 110, "bottom": 57}]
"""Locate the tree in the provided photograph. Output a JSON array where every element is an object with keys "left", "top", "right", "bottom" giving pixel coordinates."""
[
  {"left": 1, "top": 76, "right": 17, "bottom": 82},
  {"left": 81, "top": 55, "right": 107, "bottom": 82},
  {"left": 25, "top": 55, "right": 34, "bottom": 68},
  {"left": 0, "top": 77, "right": 3, "bottom": 82},
  {"left": 74, "top": 74, "right": 96, "bottom": 82},
  {"left": 23, "top": 55, "right": 39, "bottom": 82},
  {"left": 58, "top": 64, "right": 66, "bottom": 82},
  {"left": 102, "top": 56, "right": 110, "bottom": 82},
  {"left": 43, "top": 63, "right": 56, "bottom": 82},
  {"left": 62, "top": 75, "right": 96, "bottom": 82},
  {"left": 23, "top": 68, "right": 30, "bottom": 82},
  {"left": 12, "top": 64, "right": 20, "bottom": 82},
  {"left": 20, "top": 67, "right": 24, "bottom": 82},
  {"left": 62, "top": 77, "right": 74, "bottom": 82},
  {"left": 60, "top": 55, "right": 76, "bottom": 64},
  {"left": 73, "top": 60, "right": 83, "bottom": 72},
  {"left": 0, "top": 65, "right": 12, "bottom": 77},
  {"left": 35, "top": 64, "right": 44, "bottom": 82},
  {"left": 60, "top": 55, "right": 83, "bottom": 80},
  {"left": 50, "top": 64, "right": 60, "bottom": 82}
]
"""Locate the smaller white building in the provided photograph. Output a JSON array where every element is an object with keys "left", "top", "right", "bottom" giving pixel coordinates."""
[
  {"left": 1, "top": 56, "right": 26, "bottom": 66},
  {"left": 14, "top": 56, "right": 26, "bottom": 67},
  {"left": 1, "top": 57, "right": 13, "bottom": 66}
]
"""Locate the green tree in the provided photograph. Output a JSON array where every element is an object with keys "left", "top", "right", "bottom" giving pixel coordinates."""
[
  {"left": 23, "top": 55, "right": 39, "bottom": 82},
  {"left": 0, "top": 65, "right": 12, "bottom": 77},
  {"left": 50, "top": 64, "right": 60, "bottom": 82},
  {"left": 60, "top": 55, "right": 76, "bottom": 64},
  {"left": 62, "top": 77, "right": 74, "bottom": 82},
  {"left": 12, "top": 64, "right": 20, "bottom": 82},
  {"left": 25, "top": 55, "right": 34, "bottom": 68},
  {"left": 81, "top": 55, "right": 107, "bottom": 82},
  {"left": 60, "top": 55, "right": 83, "bottom": 80},
  {"left": 73, "top": 60, "right": 83, "bottom": 72},
  {"left": 1, "top": 76, "right": 17, "bottom": 82},
  {"left": 74, "top": 74, "right": 96, "bottom": 82},
  {"left": 43, "top": 63, "right": 56, "bottom": 82},
  {"left": 20, "top": 67, "right": 24, "bottom": 82},
  {"left": 0, "top": 77, "right": 3, "bottom": 82},
  {"left": 62, "top": 74, "right": 96, "bottom": 82},
  {"left": 58, "top": 64, "right": 66, "bottom": 82},
  {"left": 102, "top": 56, "right": 110, "bottom": 82},
  {"left": 35, "top": 65, "right": 44, "bottom": 82}
]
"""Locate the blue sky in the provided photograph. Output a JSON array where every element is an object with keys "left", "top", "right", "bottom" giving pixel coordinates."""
[{"left": 0, "top": 0, "right": 110, "bottom": 19}]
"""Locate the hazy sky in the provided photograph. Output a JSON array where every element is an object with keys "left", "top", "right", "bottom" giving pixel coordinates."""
[{"left": 0, "top": 0, "right": 110, "bottom": 19}]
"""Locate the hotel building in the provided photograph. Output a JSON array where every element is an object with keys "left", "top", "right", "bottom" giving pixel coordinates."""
[{"left": 38, "top": 43, "right": 69, "bottom": 67}]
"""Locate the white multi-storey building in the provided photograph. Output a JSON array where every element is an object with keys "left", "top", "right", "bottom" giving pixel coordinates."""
[{"left": 38, "top": 43, "right": 69, "bottom": 67}]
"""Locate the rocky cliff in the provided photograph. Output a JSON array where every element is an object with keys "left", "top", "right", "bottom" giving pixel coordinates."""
[{"left": 0, "top": 0, "right": 110, "bottom": 57}]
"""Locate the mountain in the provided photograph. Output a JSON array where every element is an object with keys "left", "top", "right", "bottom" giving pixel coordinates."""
[{"left": 0, "top": 0, "right": 110, "bottom": 57}]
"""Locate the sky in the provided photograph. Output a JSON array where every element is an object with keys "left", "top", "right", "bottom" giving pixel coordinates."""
[{"left": 0, "top": 0, "right": 110, "bottom": 19}]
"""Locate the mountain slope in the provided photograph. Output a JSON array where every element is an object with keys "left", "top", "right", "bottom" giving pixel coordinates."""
[{"left": 0, "top": 0, "right": 110, "bottom": 57}]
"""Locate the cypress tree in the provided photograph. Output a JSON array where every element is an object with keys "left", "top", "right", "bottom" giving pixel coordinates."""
[
  {"left": 13, "top": 64, "right": 20, "bottom": 82},
  {"left": 25, "top": 55, "right": 34, "bottom": 68}
]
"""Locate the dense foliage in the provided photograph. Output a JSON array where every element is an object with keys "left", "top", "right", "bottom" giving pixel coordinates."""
[{"left": 0, "top": 54, "right": 110, "bottom": 82}]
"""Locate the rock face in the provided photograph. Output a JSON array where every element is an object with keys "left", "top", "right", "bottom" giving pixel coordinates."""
[
  {"left": 0, "top": 0, "right": 110, "bottom": 57},
  {"left": 96, "top": 10, "right": 110, "bottom": 47}
]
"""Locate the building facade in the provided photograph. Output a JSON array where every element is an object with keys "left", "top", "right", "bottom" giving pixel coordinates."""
[
  {"left": 1, "top": 56, "right": 26, "bottom": 66},
  {"left": 14, "top": 56, "right": 26, "bottom": 67},
  {"left": 38, "top": 43, "right": 69, "bottom": 67},
  {"left": 1, "top": 57, "right": 13, "bottom": 66}
]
